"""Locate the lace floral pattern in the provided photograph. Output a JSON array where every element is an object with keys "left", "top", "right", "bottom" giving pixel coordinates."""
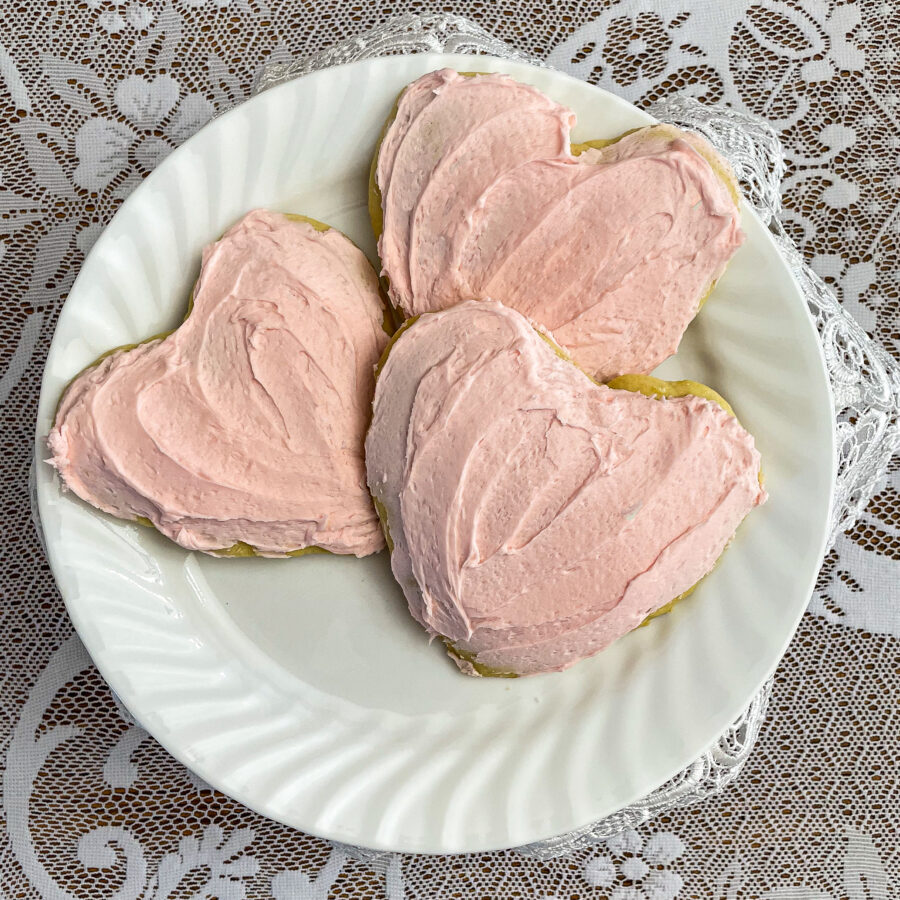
[
  {"left": 583, "top": 829, "right": 685, "bottom": 900},
  {"left": 1, "top": 3, "right": 898, "bottom": 899}
]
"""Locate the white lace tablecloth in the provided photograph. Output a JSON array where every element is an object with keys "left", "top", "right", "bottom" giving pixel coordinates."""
[{"left": 2, "top": 2, "right": 899, "bottom": 898}]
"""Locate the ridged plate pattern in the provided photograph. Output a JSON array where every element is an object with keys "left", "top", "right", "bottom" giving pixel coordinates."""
[{"left": 35, "top": 54, "right": 835, "bottom": 854}]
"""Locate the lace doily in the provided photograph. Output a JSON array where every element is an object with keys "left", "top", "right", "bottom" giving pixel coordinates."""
[{"left": 3, "top": 3, "right": 899, "bottom": 898}]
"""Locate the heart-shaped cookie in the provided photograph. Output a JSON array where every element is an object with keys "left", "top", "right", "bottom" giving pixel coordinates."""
[
  {"left": 366, "top": 301, "right": 766, "bottom": 676},
  {"left": 373, "top": 69, "right": 743, "bottom": 382},
  {"left": 49, "top": 209, "right": 389, "bottom": 557}
]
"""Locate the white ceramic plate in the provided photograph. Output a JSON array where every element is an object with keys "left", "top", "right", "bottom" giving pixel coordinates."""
[{"left": 35, "top": 54, "right": 835, "bottom": 854}]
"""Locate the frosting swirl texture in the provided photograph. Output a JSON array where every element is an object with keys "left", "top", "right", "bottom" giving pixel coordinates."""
[
  {"left": 375, "top": 69, "right": 744, "bottom": 381},
  {"left": 366, "top": 301, "right": 766, "bottom": 675},
  {"left": 49, "top": 209, "right": 388, "bottom": 557}
]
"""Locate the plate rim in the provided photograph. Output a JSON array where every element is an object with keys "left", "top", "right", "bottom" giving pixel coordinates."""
[{"left": 34, "top": 51, "right": 837, "bottom": 854}]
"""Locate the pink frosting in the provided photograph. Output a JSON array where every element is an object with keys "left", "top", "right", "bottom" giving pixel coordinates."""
[
  {"left": 366, "top": 301, "right": 766, "bottom": 676},
  {"left": 48, "top": 209, "right": 388, "bottom": 557},
  {"left": 376, "top": 69, "right": 744, "bottom": 381}
]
